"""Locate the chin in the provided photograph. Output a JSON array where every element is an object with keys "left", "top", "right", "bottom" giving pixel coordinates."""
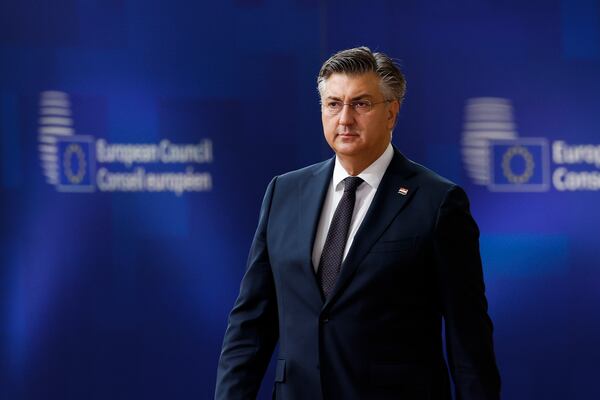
[{"left": 333, "top": 145, "right": 364, "bottom": 157}]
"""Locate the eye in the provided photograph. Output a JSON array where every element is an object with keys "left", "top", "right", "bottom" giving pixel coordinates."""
[
  {"left": 326, "top": 100, "right": 342, "bottom": 110},
  {"left": 352, "top": 100, "right": 370, "bottom": 110}
]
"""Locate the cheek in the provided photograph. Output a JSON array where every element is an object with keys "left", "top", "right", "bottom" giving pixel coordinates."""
[
  {"left": 322, "top": 118, "right": 336, "bottom": 136},
  {"left": 372, "top": 118, "right": 388, "bottom": 133}
]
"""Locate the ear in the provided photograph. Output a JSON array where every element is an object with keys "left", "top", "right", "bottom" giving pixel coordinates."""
[{"left": 387, "top": 100, "right": 400, "bottom": 130}]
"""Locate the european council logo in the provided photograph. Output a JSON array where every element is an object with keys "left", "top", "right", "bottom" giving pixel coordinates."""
[
  {"left": 461, "top": 97, "right": 550, "bottom": 192},
  {"left": 37, "top": 90, "right": 94, "bottom": 192},
  {"left": 56, "top": 136, "right": 95, "bottom": 192},
  {"left": 488, "top": 139, "right": 550, "bottom": 191}
]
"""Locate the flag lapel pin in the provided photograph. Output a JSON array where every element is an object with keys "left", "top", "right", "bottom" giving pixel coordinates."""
[{"left": 398, "top": 187, "right": 409, "bottom": 196}]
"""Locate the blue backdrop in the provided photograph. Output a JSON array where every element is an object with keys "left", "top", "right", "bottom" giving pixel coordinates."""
[{"left": 1, "top": 0, "right": 599, "bottom": 399}]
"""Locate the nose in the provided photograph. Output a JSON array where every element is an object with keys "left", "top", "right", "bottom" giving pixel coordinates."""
[{"left": 338, "top": 103, "right": 355, "bottom": 126}]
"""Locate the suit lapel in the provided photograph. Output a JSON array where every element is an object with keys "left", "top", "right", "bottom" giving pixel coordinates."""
[
  {"left": 297, "top": 157, "right": 334, "bottom": 302},
  {"left": 323, "top": 148, "right": 419, "bottom": 309}
]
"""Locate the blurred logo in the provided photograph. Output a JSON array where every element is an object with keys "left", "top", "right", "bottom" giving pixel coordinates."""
[
  {"left": 37, "top": 90, "right": 213, "bottom": 195},
  {"left": 38, "top": 91, "right": 74, "bottom": 187},
  {"left": 56, "top": 136, "right": 95, "bottom": 192},
  {"left": 37, "top": 91, "right": 95, "bottom": 192},
  {"left": 461, "top": 97, "right": 550, "bottom": 192},
  {"left": 488, "top": 139, "right": 549, "bottom": 191}
]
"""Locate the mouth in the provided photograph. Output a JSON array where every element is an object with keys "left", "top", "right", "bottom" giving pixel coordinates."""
[{"left": 337, "top": 132, "right": 359, "bottom": 137}]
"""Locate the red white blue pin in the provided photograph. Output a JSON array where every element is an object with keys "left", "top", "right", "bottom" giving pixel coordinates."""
[{"left": 397, "top": 187, "right": 409, "bottom": 196}]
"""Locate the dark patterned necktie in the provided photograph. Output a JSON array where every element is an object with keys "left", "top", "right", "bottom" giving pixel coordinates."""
[{"left": 317, "top": 176, "right": 364, "bottom": 299}]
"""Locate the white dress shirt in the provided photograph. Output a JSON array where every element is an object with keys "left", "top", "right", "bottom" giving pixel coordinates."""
[{"left": 312, "top": 143, "right": 394, "bottom": 272}]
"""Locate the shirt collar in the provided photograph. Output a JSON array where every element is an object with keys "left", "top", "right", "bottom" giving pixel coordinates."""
[{"left": 332, "top": 143, "right": 394, "bottom": 191}]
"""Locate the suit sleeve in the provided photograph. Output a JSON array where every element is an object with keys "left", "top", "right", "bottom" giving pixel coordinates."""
[
  {"left": 215, "top": 177, "right": 279, "bottom": 400},
  {"left": 433, "top": 185, "right": 501, "bottom": 400}
]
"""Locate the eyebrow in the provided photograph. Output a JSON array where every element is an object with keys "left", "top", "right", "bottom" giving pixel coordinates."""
[{"left": 326, "top": 93, "right": 375, "bottom": 101}]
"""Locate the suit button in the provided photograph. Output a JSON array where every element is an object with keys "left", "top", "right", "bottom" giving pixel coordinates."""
[{"left": 321, "top": 318, "right": 329, "bottom": 323}]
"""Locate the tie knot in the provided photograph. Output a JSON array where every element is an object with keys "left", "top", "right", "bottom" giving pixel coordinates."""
[{"left": 343, "top": 176, "right": 363, "bottom": 193}]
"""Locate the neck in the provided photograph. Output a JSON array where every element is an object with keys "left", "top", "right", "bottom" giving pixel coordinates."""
[{"left": 337, "top": 157, "right": 370, "bottom": 176}]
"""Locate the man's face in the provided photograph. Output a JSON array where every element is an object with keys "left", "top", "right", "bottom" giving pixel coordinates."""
[{"left": 321, "top": 72, "right": 399, "bottom": 168}]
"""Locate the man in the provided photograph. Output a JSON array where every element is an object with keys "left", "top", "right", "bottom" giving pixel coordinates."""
[{"left": 215, "top": 47, "right": 500, "bottom": 400}]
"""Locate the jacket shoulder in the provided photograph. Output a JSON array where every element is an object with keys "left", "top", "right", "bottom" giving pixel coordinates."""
[
  {"left": 399, "top": 155, "right": 470, "bottom": 212},
  {"left": 268, "top": 158, "right": 332, "bottom": 192},
  {"left": 277, "top": 159, "right": 332, "bottom": 181},
  {"left": 404, "top": 157, "right": 457, "bottom": 192}
]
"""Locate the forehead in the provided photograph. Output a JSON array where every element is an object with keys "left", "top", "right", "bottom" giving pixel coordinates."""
[{"left": 322, "top": 72, "right": 382, "bottom": 98}]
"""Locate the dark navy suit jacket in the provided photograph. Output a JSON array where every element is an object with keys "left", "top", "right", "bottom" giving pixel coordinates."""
[{"left": 215, "top": 147, "right": 501, "bottom": 399}]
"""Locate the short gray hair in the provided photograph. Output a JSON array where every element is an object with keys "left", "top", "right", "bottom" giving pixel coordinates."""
[{"left": 317, "top": 46, "right": 406, "bottom": 105}]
